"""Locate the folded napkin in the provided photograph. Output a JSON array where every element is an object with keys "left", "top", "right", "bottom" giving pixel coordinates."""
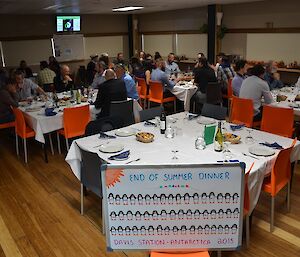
[
  {"left": 108, "top": 150, "right": 130, "bottom": 161},
  {"left": 144, "top": 120, "right": 156, "bottom": 127},
  {"left": 45, "top": 108, "right": 57, "bottom": 116},
  {"left": 99, "top": 131, "right": 116, "bottom": 139},
  {"left": 230, "top": 124, "right": 245, "bottom": 131},
  {"left": 188, "top": 113, "right": 200, "bottom": 120},
  {"left": 259, "top": 142, "right": 283, "bottom": 150}
]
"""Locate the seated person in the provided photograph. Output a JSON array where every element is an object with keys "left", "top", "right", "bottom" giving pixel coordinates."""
[
  {"left": 91, "top": 61, "right": 107, "bottom": 89},
  {"left": 14, "top": 70, "right": 46, "bottom": 101},
  {"left": 0, "top": 78, "right": 19, "bottom": 124},
  {"left": 165, "top": 53, "right": 180, "bottom": 75},
  {"left": 217, "top": 55, "right": 235, "bottom": 93},
  {"left": 151, "top": 58, "right": 179, "bottom": 97},
  {"left": 115, "top": 64, "right": 139, "bottom": 100},
  {"left": 93, "top": 69, "right": 127, "bottom": 118},
  {"left": 239, "top": 64, "right": 274, "bottom": 121},
  {"left": 19, "top": 60, "right": 33, "bottom": 78},
  {"left": 192, "top": 58, "right": 217, "bottom": 104},
  {"left": 264, "top": 61, "right": 283, "bottom": 90},
  {"left": 113, "top": 52, "right": 125, "bottom": 65},
  {"left": 86, "top": 54, "right": 98, "bottom": 85},
  {"left": 232, "top": 60, "right": 248, "bottom": 96},
  {"left": 37, "top": 61, "right": 56, "bottom": 91},
  {"left": 54, "top": 65, "right": 74, "bottom": 93}
]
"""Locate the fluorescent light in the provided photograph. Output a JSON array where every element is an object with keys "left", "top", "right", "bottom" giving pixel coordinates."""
[
  {"left": 112, "top": 6, "right": 144, "bottom": 12},
  {"left": 43, "top": 4, "right": 64, "bottom": 10}
]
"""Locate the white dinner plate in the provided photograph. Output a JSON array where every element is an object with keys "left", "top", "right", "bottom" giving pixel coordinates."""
[
  {"left": 115, "top": 128, "right": 137, "bottom": 137},
  {"left": 167, "top": 117, "right": 178, "bottom": 123},
  {"left": 197, "top": 116, "right": 216, "bottom": 125},
  {"left": 99, "top": 143, "right": 124, "bottom": 153},
  {"left": 248, "top": 145, "right": 275, "bottom": 157},
  {"left": 25, "top": 106, "right": 42, "bottom": 112},
  {"left": 288, "top": 102, "right": 300, "bottom": 108}
]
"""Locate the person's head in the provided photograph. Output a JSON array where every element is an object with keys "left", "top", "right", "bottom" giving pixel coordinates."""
[
  {"left": 265, "top": 60, "right": 278, "bottom": 74},
  {"left": 216, "top": 52, "right": 225, "bottom": 63},
  {"left": 3, "top": 77, "right": 16, "bottom": 93},
  {"left": 14, "top": 70, "right": 25, "bottom": 85},
  {"left": 99, "top": 53, "right": 109, "bottom": 66},
  {"left": 96, "top": 61, "right": 107, "bottom": 73},
  {"left": 145, "top": 53, "right": 152, "bottom": 60},
  {"left": 197, "top": 53, "right": 205, "bottom": 59},
  {"left": 143, "top": 59, "right": 154, "bottom": 72},
  {"left": 250, "top": 64, "right": 265, "bottom": 78},
  {"left": 117, "top": 52, "right": 124, "bottom": 60},
  {"left": 130, "top": 56, "right": 139, "bottom": 65},
  {"left": 167, "top": 53, "right": 175, "bottom": 64},
  {"left": 90, "top": 54, "right": 98, "bottom": 62},
  {"left": 114, "top": 64, "right": 126, "bottom": 79},
  {"left": 139, "top": 51, "right": 146, "bottom": 60},
  {"left": 156, "top": 58, "right": 166, "bottom": 71},
  {"left": 61, "top": 65, "right": 70, "bottom": 77},
  {"left": 104, "top": 69, "right": 116, "bottom": 81},
  {"left": 154, "top": 51, "right": 161, "bottom": 60},
  {"left": 198, "top": 58, "right": 209, "bottom": 68},
  {"left": 40, "top": 61, "right": 49, "bottom": 70},
  {"left": 221, "top": 55, "right": 230, "bottom": 65},
  {"left": 19, "top": 60, "right": 27, "bottom": 69},
  {"left": 235, "top": 60, "right": 248, "bottom": 74}
]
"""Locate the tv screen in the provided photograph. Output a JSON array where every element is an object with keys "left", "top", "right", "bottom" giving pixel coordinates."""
[{"left": 56, "top": 16, "right": 81, "bottom": 32}]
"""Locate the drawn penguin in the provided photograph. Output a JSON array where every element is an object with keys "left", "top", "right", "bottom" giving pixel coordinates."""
[
  {"left": 175, "top": 193, "right": 182, "bottom": 204},
  {"left": 173, "top": 226, "right": 179, "bottom": 235},
  {"left": 218, "top": 209, "right": 224, "bottom": 219},
  {"left": 233, "top": 208, "right": 240, "bottom": 218},
  {"left": 164, "top": 226, "right": 170, "bottom": 235},
  {"left": 153, "top": 210, "right": 159, "bottom": 220},
  {"left": 184, "top": 193, "right": 190, "bottom": 204},
  {"left": 161, "top": 210, "right": 167, "bottom": 220},
  {"left": 119, "top": 211, "right": 125, "bottom": 221},
  {"left": 168, "top": 194, "right": 174, "bottom": 205},
  {"left": 110, "top": 211, "right": 117, "bottom": 221},
  {"left": 153, "top": 194, "right": 159, "bottom": 205},
  {"left": 190, "top": 225, "right": 196, "bottom": 234},
  {"left": 226, "top": 208, "right": 232, "bottom": 218},
  {"left": 108, "top": 193, "right": 114, "bottom": 204},
  {"left": 194, "top": 209, "right": 201, "bottom": 219},
  {"left": 118, "top": 226, "right": 124, "bottom": 236},
  {"left": 132, "top": 226, "right": 138, "bottom": 236},
  {"left": 145, "top": 194, "right": 151, "bottom": 205},
  {"left": 170, "top": 210, "right": 176, "bottom": 220},
  {"left": 137, "top": 194, "right": 143, "bottom": 205},
  {"left": 204, "top": 224, "right": 210, "bottom": 234},
  {"left": 231, "top": 224, "right": 238, "bottom": 234},
  {"left": 157, "top": 225, "right": 163, "bottom": 235},
  {"left": 110, "top": 226, "right": 117, "bottom": 236},
  {"left": 211, "top": 225, "right": 217, "bottom": 234},
  {"left": 210, "top": 209, "right": 217, "bottom": 219},
  {"left": 217, "top": 193, "right": 224, "bottom": 204},
  {"left": 148, "top": 225, "right": 155, "bottom": 236},
  {"left": 193, "top": 193, "right": 199, "bottom": 204},
  {"left": 129, "top": 194, "right": 136, "bottom": 205},
  {"left": 225, "top": 193, "right": 231, "bottom": 203},
  {"left": 224, "top": 225, "right": 230, "bottom": 234},
  {"left": 178, "top": 209, "right": 185, "bottom": 220},
  {"left": 232, "top": 193, "right": 239, "bottom": 203},
  {"left": 140, "top": 226, "right": 146, "bottom": 235},
  {"left": 181, "top": 225, "right": 187, "bottom": 235},
  {"left": 160, "top": 194, "right": 167, "bottom": 205},
  {"left": 218, "top": 225, "right": 224, "bottom": 234},
  {"left": 197, "top": 225, "right": 203, "bottom": 234},
  {"left": 186, "top": 209, "right": 193, "bottom": 220},
  {"left": 115, "top": 194, "right": 121, "bottom": 205},
  {"left": 201, "top": 192, "right": 207, "bottom": 204},
  {"left": 209, "top": 192, "right": 215, "bottom": 203},
  {"left": 125, "top": 226, "right": 131, "bottom": 235},
  {"left": 136, "top": 211, "right": 142, "bottom": 221},
  {"left": 122, "top": 194, "right": 129, "bottom": 205},
  {"left": 127, "top": 210, "right": 133, "bottom": 221},
  {"left": 144, "top": 211, "right": 150, "bottom": 221}
]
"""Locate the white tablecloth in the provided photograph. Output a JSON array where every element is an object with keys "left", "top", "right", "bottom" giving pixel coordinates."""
[
  {"left": 171, "top": 82, "right": 198, "bottom": 111},
  {"left": 65, "top": 112, "right": 300, "bottom": 213}
]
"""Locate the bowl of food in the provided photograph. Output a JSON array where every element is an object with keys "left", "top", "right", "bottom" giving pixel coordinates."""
[
  {"left": 136, "top": 132, "right": 154, "bottom": 143},
  {"left": 224, "top": 132, "right": 241, "bottom": 144}
]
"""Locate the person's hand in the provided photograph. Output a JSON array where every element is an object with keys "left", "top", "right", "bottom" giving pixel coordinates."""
[
  {"left": 273, "top": 72, "right": 280, "bottom": 80},
  {"left": 64, "top": 75, "right": 72, "bottom": 82}
]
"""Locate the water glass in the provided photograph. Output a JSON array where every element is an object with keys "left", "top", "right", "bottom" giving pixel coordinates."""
[
  {"left": 245, "top": 129, "right": 254, "bottom": 144},
  {"left": 165, "top": 126, "right": 175, "bottom": 139},
  {"left": 195, "top": 135, "right": 206, "bottom": 150}
]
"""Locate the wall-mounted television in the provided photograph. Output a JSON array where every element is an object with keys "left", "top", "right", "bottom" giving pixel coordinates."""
[{"left": 56, "top": 16, "right": 81, "bottom": 32}]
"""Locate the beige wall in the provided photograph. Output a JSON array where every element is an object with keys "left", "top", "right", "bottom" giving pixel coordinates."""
[{"left": 221, "top": 33, "right": 247, "bottom": 58}]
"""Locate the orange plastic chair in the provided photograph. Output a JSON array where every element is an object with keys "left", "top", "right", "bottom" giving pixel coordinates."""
[
  {"left": 13, "top": 108, "right": 35, "bottom": 163},
  {"left": 230, "top": 96, "right": 254, "bottom": 128},
  {"left": 136, "top": 77, "right": 149, "bottom": 108},
  {"left": 57, "top": 105, "right": 90, "bottom": 153},
  {"left": 222, "top": 78, "right": 233, "bottom": 109},
  {"left": 151, "top": 252, "right": 210, "bottom": 257},
  {"left": 244, "top": 162, "right": 254, "bottom": 248},
  {"left": 261, "top": 105, "right": 294, "bottom": 138},
  {"left": 0, "top": 121, "right": 15, "bottom": 129},
  {"left": 148, "top": 80, "right": 176, "bottom": 113},
  {"left": 262, "top": 138, "right": 297, "bottom": 232}
]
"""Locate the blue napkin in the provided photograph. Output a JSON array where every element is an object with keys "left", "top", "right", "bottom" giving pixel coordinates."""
[
  {"left": 108, "top": 150, "right": 130, "bottom": 161},
  {"left": 230, "top": 124, "right": 245, "bottom": 131},
  {"left": 188, "top": 113, "right": 199, "bottom": 120},
  {"left": 45, "top": 108, "right": 57, "bottom": 116},
  {"left": 99, "top": 131, "right": 116, "bottom": 139},
  {"left": 259, "top": 142, "right": 283, "bottom": 150},
  {"left": 144, "top": 120, "right": 156, "bottom": 127}
]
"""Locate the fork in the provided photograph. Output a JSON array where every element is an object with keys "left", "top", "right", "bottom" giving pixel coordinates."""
[
  {"left": 126, "top": 158, "right": 141, "bottom": 164},
  {"left": 242, "top": 153, "right": 260, "bottom": 160}
]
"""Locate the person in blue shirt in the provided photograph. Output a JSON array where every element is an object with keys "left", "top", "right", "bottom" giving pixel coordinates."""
[
  {"left": 232, "top": 59, "right": 248, "bottom": 96},
  {"left": 264, "top": 61, "right": 283, "bottom": 90},
  {"left": 115, "top": 64, "right": 139, "bottom": 100},
  {"left": 165, "top": 53, "right": 180, "bottom": 75}
]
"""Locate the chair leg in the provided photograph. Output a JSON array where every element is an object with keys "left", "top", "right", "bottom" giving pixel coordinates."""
[
  {"left": 57, "top": 132, "right": 61, "bottom": 154},
  {"left": 15, "top": 134, "right": 19, "bottom": 156},
  {"left": 245, "top": 215, "right": 250, "bottom": 248},
  {"left": 80, "top": 183, "right": 84, "bottom": 215},
  {"left": 270, "top": 196, "right": 275, "bottom": 232},
  {"left": 65, "top": 138, "right": 69, "bottom": 151},
  {"left": 23, "top": 138, "right": 28, "bottom": 163},
  {"left": 287, "top": 182, "right": 291, "bottom": 212},
  {"left": 48, "top": 134, "right": 54, "bottom": 155}
]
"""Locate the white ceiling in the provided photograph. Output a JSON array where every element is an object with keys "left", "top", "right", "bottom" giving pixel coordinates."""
[{"left": 0, "top": 0, "right": 263, "bottom": 14}]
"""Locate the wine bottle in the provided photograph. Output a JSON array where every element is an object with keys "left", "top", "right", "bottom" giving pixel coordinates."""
[
  {"left": 214, "top": 121, "right": 223, "bottom": 152},
  {"left": 76, "top": 89, "right": 81, "bottom": 104},
  {"left": 160, "top": 111, "right": 166, "bottom": 134}
]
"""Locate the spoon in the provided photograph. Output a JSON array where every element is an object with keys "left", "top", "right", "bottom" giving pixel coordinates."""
[{"left": 126, "top": 158, "right": 141, "bottom": 164}]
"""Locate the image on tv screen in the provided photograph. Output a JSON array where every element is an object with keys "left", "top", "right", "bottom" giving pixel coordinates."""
[{"left": 57, "top": 16, "right": 80, "bottom": 32}]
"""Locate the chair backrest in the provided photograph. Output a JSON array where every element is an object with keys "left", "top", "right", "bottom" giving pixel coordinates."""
[
  {"left": 109, "top": 99, "right": 135, "bottom": 127},
  {"left": 149, "top": 80, "right": 164, "bottom": 102},
  {"left": 261, "top": 105, "right": 294, "bottom": 138},
  {"left": 78, "top": 145, "right": 103, "bottom": 198},
  {"left": 201, "top": 103, "right": 228, "bottom": 120},
  {"left": 270, "top": 138, "right": 296, "bottom": 196},
  {"left": 12, "top": 108, "right": 27, "bottom": 137},
  {"left": 139, "top": 106, "right": 163, "bottom": 122},
  {"left": 230, "top": 96, "right": 254, "bottom": 127},
  {"left": 136, "top": 77, "right": 148, "bottom": 98},
  {"left": 206, "top": 82, "right": 223, "bottom": 105},
  {"left": 63, "top": 105, "right": 90, "bottom": 139},
  {"left": 0, "top": 121, "right": 15, "bottom": 129},
  {"left": 85, "top": 116, "right": 124, "bottom": 136}
]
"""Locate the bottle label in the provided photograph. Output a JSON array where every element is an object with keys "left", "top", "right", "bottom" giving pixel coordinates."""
[
  {"left": 160, "top": 121, "right": 166, "bottom": 131},
  {"left": 214, "top": 141, "right": 222, "bottom": 151}
]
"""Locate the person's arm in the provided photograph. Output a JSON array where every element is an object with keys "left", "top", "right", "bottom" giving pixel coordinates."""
[
  {"left": 93, "top": 85, "right": 105, "bottom": 109},
  {"left": 175, "top": 63, "right": 181, "bottom": 73},
  {"left": 262, "top": 83, "right": 274, "bottom": 104},
  {"left": 161, "top": 73, "right": 175, "bottom": 89},
  {"left": 145, "top": 70, "right": 151, "bottom": 85},
  {"left": 1, "top": 90, "right": 19, "bottom": 108}
]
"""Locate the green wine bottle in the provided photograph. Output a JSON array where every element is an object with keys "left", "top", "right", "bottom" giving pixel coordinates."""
[{"left": 214, "top": 121, "right": 223, "bottom": 152}]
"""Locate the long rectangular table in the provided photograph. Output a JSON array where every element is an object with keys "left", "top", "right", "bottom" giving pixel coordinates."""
[{"left": 65, "top": 112, "right": 300, "bottom": 213}]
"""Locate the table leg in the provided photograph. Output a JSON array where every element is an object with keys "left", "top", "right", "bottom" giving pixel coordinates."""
[{"left": 42, "top": 141, "right": 48, "bottom": 163}]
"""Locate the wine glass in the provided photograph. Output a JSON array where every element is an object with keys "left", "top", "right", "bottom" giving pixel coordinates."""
[
  {"left": 223, "top": 142, "right": 233, "bottom": 161},
  {"left": 245, "top": 129, "right": 254, "bottom": 144},
  {"left": 172, "top": 150, "right": 179, "bottom": 160}
]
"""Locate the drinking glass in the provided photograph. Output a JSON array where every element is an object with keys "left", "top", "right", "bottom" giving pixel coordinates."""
[
  {"left": 223, "top": 142, "right": 233, "bottom": 161},
  {"left": 195, "top": 135, "right": 206, "bottom": 150},
  {"left": 172, "top": 150, "right": 179, "bottom": 160},
  {"left": 245, "top": 129, "right": 254, "bottom": 144}
]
